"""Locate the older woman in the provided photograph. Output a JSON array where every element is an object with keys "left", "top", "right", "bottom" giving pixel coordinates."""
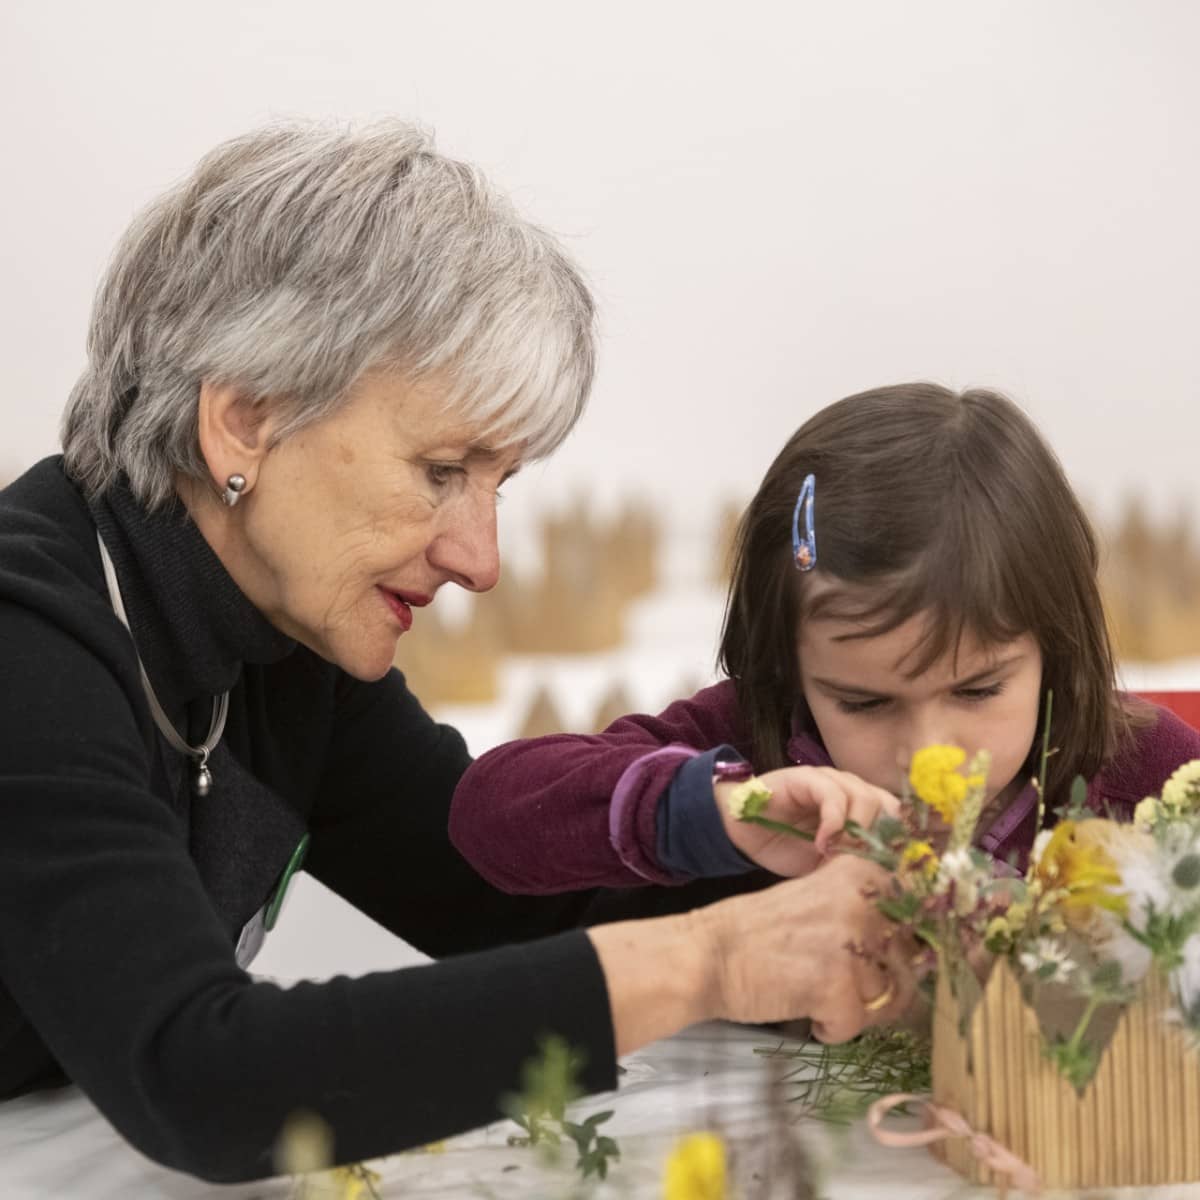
[{"left": 0, "top": 122, "right": 913, "bottom": 1182}]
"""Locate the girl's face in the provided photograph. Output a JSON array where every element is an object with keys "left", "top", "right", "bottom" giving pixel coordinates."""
[{"left": 797, "top": 607, "right": 1043, "bottom": 806}]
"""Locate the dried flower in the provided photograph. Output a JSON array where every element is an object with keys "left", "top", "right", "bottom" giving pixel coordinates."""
[{"left": 949, "top": 749, "right": 991, "bottom": 851}]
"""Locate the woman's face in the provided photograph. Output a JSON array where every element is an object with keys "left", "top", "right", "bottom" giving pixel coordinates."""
[
  {"left": 211, "top": 371, "right": 521, "bottom": 681},
  {"left": 797, "top": 607, "right": 1044, "bottom": 806}
]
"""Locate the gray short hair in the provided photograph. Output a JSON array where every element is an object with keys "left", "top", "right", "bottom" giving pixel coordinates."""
[{"left": 62, "top": 120, "right": 596, "bottom": 507}]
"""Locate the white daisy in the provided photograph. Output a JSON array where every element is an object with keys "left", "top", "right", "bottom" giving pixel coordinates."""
[
  {"left": 937, "top": 847, "right": 986, "bottom": 915},
  {"left": 1018, "top": 937, "right": 1076, "bottom": 985}
]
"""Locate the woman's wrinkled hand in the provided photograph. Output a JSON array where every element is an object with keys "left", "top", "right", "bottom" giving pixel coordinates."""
[
  {"left": 691, "top": 854, "right": 920, "bottom": 1043},
  {"left": 717, "top": 765, "right": 901, "bottom": 877}
]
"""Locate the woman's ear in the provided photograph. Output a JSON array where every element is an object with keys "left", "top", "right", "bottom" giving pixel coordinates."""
[{"left": 196, "top": 381, "right": 279, "bottom": 498}]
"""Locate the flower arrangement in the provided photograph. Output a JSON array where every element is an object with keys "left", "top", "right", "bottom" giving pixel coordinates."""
[
  {"left": 730, "top": 702, "right": 1200, "bottom": 1190},
  {"left": 726, "top": 695, "right": 1200, "bottom": 1089},
  {"left": 854, "top": 735, "right": 1200, "bottom": 1092}
]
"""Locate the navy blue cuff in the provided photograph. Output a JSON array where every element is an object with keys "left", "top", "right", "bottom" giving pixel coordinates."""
[{"left": 655, "top": 745, "right": 757, "bottom": 879}]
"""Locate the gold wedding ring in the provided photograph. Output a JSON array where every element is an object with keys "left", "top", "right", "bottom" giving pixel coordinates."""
[{"left": 862, "top": 978, "right": 897, "bottom": 1012}]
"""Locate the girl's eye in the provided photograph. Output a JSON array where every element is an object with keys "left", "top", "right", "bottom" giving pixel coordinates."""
[
  {"left": 836, "top": 697, "right": 889, "bottom": 715},
  {"left": 956, "top": 683, "right": 1004, "bottom": 703}
]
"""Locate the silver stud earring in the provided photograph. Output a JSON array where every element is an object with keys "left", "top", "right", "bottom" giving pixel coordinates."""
[{"left": 222, "top": 474, "right": 247, "bottom": 508}]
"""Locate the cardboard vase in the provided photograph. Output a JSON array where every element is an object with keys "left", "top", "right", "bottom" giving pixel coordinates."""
[{"left": 931, "top": 962, "right": 1200, "bottom": 1190}]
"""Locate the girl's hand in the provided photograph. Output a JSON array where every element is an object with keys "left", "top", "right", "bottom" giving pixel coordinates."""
[{"left": 716, "top": 764, "right": 901, "bottom": 877}]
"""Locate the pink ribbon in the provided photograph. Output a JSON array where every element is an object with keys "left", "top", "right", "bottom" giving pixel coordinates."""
[{"left": 868, "top": 1093, "right": 1042, "bottom": 1196}]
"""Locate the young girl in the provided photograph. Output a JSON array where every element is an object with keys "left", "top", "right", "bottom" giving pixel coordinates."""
[{"left": 450, "top": 383, "right": 1200, "bottom": 897}]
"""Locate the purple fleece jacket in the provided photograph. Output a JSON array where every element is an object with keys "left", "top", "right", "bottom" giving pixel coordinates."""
[{"left": 450, "top": 681, "right": 1200, "bottom": 894}]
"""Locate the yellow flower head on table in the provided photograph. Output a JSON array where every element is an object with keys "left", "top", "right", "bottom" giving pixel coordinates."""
[
  {"left": 328, "top": 1165, "right": 383, "bottom": 1200},
  {"left": 662, "top": 1132, "right": 727, "bottom": 1200},
  {"left": 1033, "top": 819, "right": 1127, "bottom": 917}
]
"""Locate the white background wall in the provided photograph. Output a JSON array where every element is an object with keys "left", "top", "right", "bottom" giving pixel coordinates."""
[{"left": 3, "top": 0, "right": 1198, "bottom": 551}]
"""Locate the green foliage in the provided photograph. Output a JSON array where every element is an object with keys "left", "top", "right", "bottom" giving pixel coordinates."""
[
  {"left": 875, "top": 890, "right": 924, "bottom": 924},
  {"left": 1054, "top": 774, "right": 1090, "bottom": 822},
  {"left": 1125, "top": 904, "right": 1200, "bottom": 973},
  {"left": 841, "top": 816, "right": 903, "bottom": 868},
  {"left": 1043, "top": 1031, "right": 1101, "bottom": 1092},
  {"left": 1038, "top": 962, "right": 1135, "bottom": 1092},
  {"left": 758, "top": 1026, "right": 931, "bottom": 1124},
  {"left": 561, "top": 1110, "right": 620, "bottom": 1180},
  {"left": 501, "top": 1035, "right": 622, "bottom": 1183},
  {"left": 502, "top": 1035, "right": 582, "bottom": 1146}
]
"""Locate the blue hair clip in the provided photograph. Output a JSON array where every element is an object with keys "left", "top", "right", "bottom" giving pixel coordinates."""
[{"left": 791, "top": 474, "right": 816, "bottom": 571}]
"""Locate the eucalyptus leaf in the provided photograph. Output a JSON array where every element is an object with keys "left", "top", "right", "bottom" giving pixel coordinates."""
[{"left": 1070, "top": 775, "right": 1088, "bottom": 812}]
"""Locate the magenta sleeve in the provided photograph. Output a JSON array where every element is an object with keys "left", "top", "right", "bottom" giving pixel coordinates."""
[
  {"left": 449, "top": 681, "right": 749, "bottom": 894},
  {"left": 609, "top": 746, "right": 700, "bottom": 884}
]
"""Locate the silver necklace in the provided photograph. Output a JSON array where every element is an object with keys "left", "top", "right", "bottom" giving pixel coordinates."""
[{"left": 96, "top": 532, "right": 229, "bottom": 796}]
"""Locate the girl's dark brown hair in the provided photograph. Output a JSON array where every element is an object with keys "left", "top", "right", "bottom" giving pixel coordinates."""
[{"left": 718, "top": 382, "right": 1135, "bottom": 807}]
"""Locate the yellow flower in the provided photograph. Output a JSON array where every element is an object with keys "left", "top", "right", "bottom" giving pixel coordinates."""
[
  {"left": 663, "top": 1132, "right": 727, "bottom": 1200},
  {"left": 1004, "top": 898, "right": 1031, "bottom": 934},
  {"left": 1162, "top": 760, "right": 1200, "bottom": 813},
  {"left": 329, "top": 1165, "right": 382, "bottom": 1200},
  {"left": 985, "top": 915, "right": 1011, "bottom": 942},
  {"left": 1034, "top": 820, "right": 1127, "bottom": 918},
  {"left": 275, "top": 1110, "right": 334, "bottom": 1174},
  {"left": 726, "top": 777, "right": 772, "bottom": 821},
  {"left": 1133, "top": 795, "right": 1160, "bottom": 832},
  {"left": 900, "top": 840, "right": 939, "bottom": 879},
  {"left": 908, "top": 745, "right": 969, "bottom": 823},
  {"left": 986, "top": 898, "right": 1031, "bottom": 948}
]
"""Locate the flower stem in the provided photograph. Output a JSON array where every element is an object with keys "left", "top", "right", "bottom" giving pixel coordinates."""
[
  {"left": 1035, "top": 689, "right": 1054, "bottom": 833},
  {"left": 1066, "top": 992, "right": 1102, "bottom": 1059},
  {"left": 742, "top": 815, "right": 815, "bottom": 842}
]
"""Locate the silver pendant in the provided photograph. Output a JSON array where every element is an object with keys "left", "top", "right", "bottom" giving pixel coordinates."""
[{"left": 194, "top": 761, "right": 212, "bottom": 796}]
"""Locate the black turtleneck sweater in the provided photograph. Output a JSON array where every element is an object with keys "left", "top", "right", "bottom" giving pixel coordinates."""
[{"left": 0, "top": 458, "right": 748, "bottom": 1183}]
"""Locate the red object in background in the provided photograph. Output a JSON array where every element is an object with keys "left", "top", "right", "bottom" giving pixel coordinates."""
[{"left": 1136, "top": 691, "right": 1200, "bottom": 731}]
